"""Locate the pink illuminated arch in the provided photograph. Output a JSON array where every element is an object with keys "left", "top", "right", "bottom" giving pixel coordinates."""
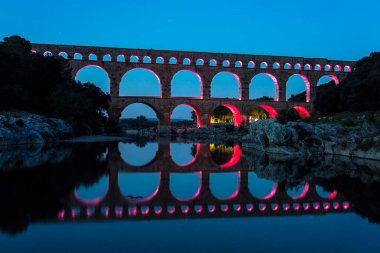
[
  {"left": 58, "top": 51, "right": 68, "bottom": 59},
  {"left": 170, "top": 103, "right": 202, "bottom": 128},
  {"left": 314, "top": 64, "right": 322, "bottom": 71},
  {"left": 344, "top": 65, "right": 352, "bottom": 72},
  {"left": 259, "top": 104, "right": 278, "bottom": 118},
  {"left": 287, "top": 74, "right": 311, "bottom": 102},
  {"left": 170, "top": 172, "right": 202, "bottom": 201},
  {"left": 304, "top": 64, "right": 312, "bottom": 70},
  {"left": 103, "top": 54, "right": 111, "bottom": 61},
  {"left": 220, "top": 103, "right": 243, "bottom": 126},
  {"left": 248, "top": 61, "right": 255, "bottom": 68},
  {"left": 130, "top": 55, "right": 139, "bottom": 63},
  {"left": 183, "top": 58, "right": 191, "bottom": 65},
  {"left": 171, "top": 70, "right": 203, "bottom": 99},
  {"left": 293, "top": 106, "right": 311, "bottom": 118},
  {"left": 287, "top": 182, "right": 309, "bottom": 200},
  {"left": 74, "top": 53, "right": 83, "bottom": 60},
  {"left": 284, "top": 63, "right": 292, "bottom": 69},
  {"left": 88, "top": 53, "right": 98, "bottom": 61},
  {"left": 219, "top": 145, "right": 242, "bottom": 168},
  {"left": 210, "top": 172, "right": 241, "bottom": 200},
  {"left": 318, "top": 75, "right": 340, "bottom": 86},
  {"left": 119, "top": 172, "right": 161, "bottom": 203},
  {"left": 324, "top": 64, "right": 332, "bottom": 71},
  {"left": 223, "top": 60, "right": 231, "bottom": 67},
  {"left": 250, "top": 73, "right": 279, "bottom": 101},
  {"left": 74, "top": 176, "right": 109, "bottom": 205},
  {"left": 209, "top": 59, "right": 218, "bottom": 66},
  {"left": 156, "top": 57, "right": 164, "bottom": 64},
  {"left": 248, "top": 172, "right": 278, "bottom": 200},
  {"left": 74, "top": 64, "right": 110, "bottom": 82},
  {"left": 235, "top": 61, "right": 243, "bottom": 68},
  {"left": 117, "top": 54, "right": 125, "bottom": 62},
  {"left": 119, "top": 68, "right": 162, "bottom": 97},
  {"left": 260, "top": 62, "right": 268, "bottom": 69},
  {"left": 143, "top": 56, "right": 152, "bottom": 63},
  {"left": 211, "top": 71, "right": 242, "bottom": 100},
  {"left": 294, "top": 63, "right": 302, "bottom": 70},
  {"left": 196, "top": 58, "right": 204, "bottom": 65},
  {"left": 74, "top": 65, "right": 111, "bottom": 93},
  {"left": 334, "top": 65, "right": 342, "bottom": 72},
  {"left": 273, "top": 62, "right": 281, "bottom": 69},
  {"left": 169, "top": 57, "right": 177, "bottom": 64},
  {"left": 43, "top": 51, "right": 53, "bottom": 57}
]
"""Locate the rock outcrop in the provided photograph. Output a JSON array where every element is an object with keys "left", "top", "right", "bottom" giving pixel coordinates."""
[
  {"left": 0, "top": 111, "right": 73, "bottom": 146},
  {"left": 243, "top": 119, "right": 380, "bottom": 160}
]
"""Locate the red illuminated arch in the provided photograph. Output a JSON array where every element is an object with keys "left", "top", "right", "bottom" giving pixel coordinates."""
[
  {"left": 287, "top": 74, "right": 311, "bottom": 102},
  {"left": 250, "top": 73, "right": 279, "bottom": 101},
  {"left": 211, "top": 71, "right": 242, "bottom": 100},
  {"left": 119, "top": 172, "right": 161, "bottom": 203},
  {"left": 170, "top": 103, "right": 202, "bottom": 128},
  {"left": 318, "top": 75, "right": 340, "bottom": 86},
  {"left": 119, "top": 68, "right": 162, "bottom": 97},
  {"left": 293, "top": 106, "right": 310, "bottom": 118},
  {"left": 259, "top": 105, "right": 278, "bottom": 118},
  {"left": 74, "top": 176, "right": 109, "bottom": 205},
  {"left": 219, "top": 104, "right": 243, "bottom": 127},
  {"left": 219, "top": 145, "right": 242, "bottom": 168}
]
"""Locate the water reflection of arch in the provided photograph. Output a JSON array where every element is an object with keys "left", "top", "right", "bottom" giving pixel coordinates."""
[{"left": 110, "top": 142, "right": 248, "bottom": 172}]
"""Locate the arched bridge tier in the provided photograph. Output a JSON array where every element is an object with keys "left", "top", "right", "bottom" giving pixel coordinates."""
[{"left": 32, "top": 43, "right": 355, "bottom": 127}]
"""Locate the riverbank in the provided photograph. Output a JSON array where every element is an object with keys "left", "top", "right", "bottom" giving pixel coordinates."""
[
  {"left": 242, "top": 118, "right": 380, "bottom": 161},
  {"left": 0, "top": 111, "right": 72, "bottom": 147}
]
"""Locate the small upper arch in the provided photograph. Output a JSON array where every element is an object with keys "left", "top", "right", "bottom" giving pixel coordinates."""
[
  {"left": 223, "top": 60, "right": 231, "bottom": 67},
  {"left": 183, "top": 58, "right": 191, "bottom": 65},
  {"left": 143, "top": 56, "right": 152, "bottom": 63},
  {"left": 169, "top": 57, "right": 178, "bottom": 64},
  {"left": 156, "top": 57, "right": 164, "bottom": 64},
  {"left": 103, "top": 54, "right": 112, "bottom": 61},
  {"left": 196, "top": 58, "right": 204, "bottom": 65},
  {"left": 235, "top": 61, "right": 243, "bottom": 68},
  {"left": 284, "top": 63, "right": 292, "bottom": 69},
  {"left": 294, "top": 63, "right": 302, "bottom": 70},
  {"left": 130, "top": 55, "right": 139, "bottom": 63},
  {"left": 209, "top": 59, "right": 218, "bottom": 66},
  {"left": 88, "top": 53, "right": 98, "bottom": 61}
]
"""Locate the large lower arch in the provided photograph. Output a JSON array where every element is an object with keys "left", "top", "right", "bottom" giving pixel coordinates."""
[
  {"left": 171, "top": 70, "right": 203, "bottom": 98},
  {"left": 210, "top": 104, "right": 243, "bottom": 127},
  {"left": 248, "top": 172, "right": 277, "bottom": 200},
  {"left": 318, "top": 75, "right": 340, "bottom": 86},
  {"left": 118, "top": 141, "right": 159, "bottom": 167},
  {"left": 170, "top": 103, "right": 201, "bottom": 128},
  {"left": 118, "top": 172, "right": 161, "bottom": 203},
  {"left": 119, "top": 68, "right": 161, "bottom": 97},
  {"left": 170, "top": 143, "right": 200, "bottom": 167},
  {"left": 211, "top": 71, "right": 241, "bottom": 99},
  {"left": 258, "top": 105, "right": 278, "bottom": 118},
  {"left": 74, "top": 175, "right": 108, "bottom": 205},
  {"left": 249, "top": 73, "right": 279, "bottom": 101},
  {"left": 75, "top": 65, "right": 110, "bottom": 94},
  {"left": 170, "top": 172, "right": 202, "bottom": 201},
  {"left": 286, "top": 74, "right": 310, "bottom": 102},
  {"left": 210, "top": 172, "right": 240, "bottom": 200},
  {"left": 293, "top": 106, "right": 311, "bottom": 118}
]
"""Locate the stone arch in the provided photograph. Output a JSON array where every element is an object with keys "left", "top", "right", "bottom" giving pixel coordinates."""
[
  {"left": 248, "top": 61, "right": 255, "bottom": 68},
  {"left": 293, "top": 106, "right": 311, "bottom": 118},
  {"left": 120, "top": 102, "right": 161, "bottom": 127},
  {"left": 103, "top": 54, "right": 111, "bottom": 61},
  {"left": 118, "top": 172, "right": 161, "bottom": 203},
  {"left": 209, "top": 59, "right": 217, "bottom": 66},
  {"left": 235, "top": 61, "right": 243, "bottom": 68},
  {"left": 196, "top": 58, "right": 204, "bottom": 65},
  {"left": 74, "top": 65, "right": 111, "bottom": 93},
  {"left": 88, "top": 53, "right": 98, "bottom": 61},
  {"left": 284, "top": 63, "right": 292, "bottom": 69},
  {"left": 43, "top": 51, "right": 53, "bottom": 57},
  {"left": 334, "top": 65, "right": 342, "bottom": 72},
  {"left": 170, "top": 143, "right": 201, "bottom": 167},
  {"left": 183, "top": 58, "right": 191, "bottom": 65},
  {"left": 58, "top": 51, "right": 68, "bottom": 59},
  {"left": 314, "top": 64, "right": 322, "bottom": 71},
  {"left": 260, "top": 62, "right": 268, "bottom": 69},
  {"left": 324, "top": 64, "right": 332, "bottom": 71},
  {"left": 249, "top": 73, "right": 279, "bottom": 101},
  {"left": 318, "top": 75, "right": 339, "bottom": 86},
  {"left": 171, "top": 70, "right": 203, "bottom": 98},
  {"left": 169, "top": 57, "right": 177, "bottom": 64},
  {"left": 258, "top": 104, "right": 278, "bottom": 118},
  {"left": 294, "top": 63, "right": 302, "bottom": 70},
  {"left": 156, "top": 57, "right": 164, "bottom": 64},
  {"left": 143, "top": 56, "right": 152, "bottom": 63},
  {"left": 210, "top": 172, "right": 240, "bottom": 200},
  {"left": 119, "top": 68, "right": 161, "bottom": 97},
  {"left": 170, "top": 172, "right": 202, "bottom": 201},
  {"left": 170, "top": 103, "right": 202, "bottom": 128},
  {"left": 223, "top": 60, "right": 231, "bottom": 67},
  {"left": 304, "top": 64, "right": 312, "bottom": 70},
  {"left": 273, "top": 62, "right": 281, "bottom": 69},
  {"left": 130, "top": 55, "right": 139, "bottom": 63},
  {"left": 344, "top": 66, "right": 352, "bottom": 72},
  {"left": 210, "top": 104, "right": 243, "bottom": 127},
  {"left": 218, "top": 145, "right": 242, "bottom": 168},
  {"left": 286, "top": 74, "right": 310, "bottom": 102},
  {"left": 74, "top": 175, "right": 108, "bottom": 205},
  {"left": 211, "top": 71, "right": 241, "bottom": 99},
  {"left": 74, "top": 53, "right": 83, "bottom": 60},
  {"left": 248, "top": 172, "right": 277, "bottom": 200},
  {"left": 116, "top": 54, "right": 125, "bottom": 62}
]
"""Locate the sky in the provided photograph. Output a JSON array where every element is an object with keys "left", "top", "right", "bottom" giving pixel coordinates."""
[{"left": 1, "top": 0, "right": 379, "bottom": 119}]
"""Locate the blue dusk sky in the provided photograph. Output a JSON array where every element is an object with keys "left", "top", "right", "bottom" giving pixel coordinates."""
[{"left": 1, "top": 0, "right": 379, "bottom": 119}]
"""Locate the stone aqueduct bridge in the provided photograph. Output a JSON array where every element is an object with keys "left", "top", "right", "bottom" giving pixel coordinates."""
[
  {"left": 31, "top": 43, "right": 356, "bottom": 130},
  {"left": 56, "top": 143, "right": 352, "bottom": 222}
]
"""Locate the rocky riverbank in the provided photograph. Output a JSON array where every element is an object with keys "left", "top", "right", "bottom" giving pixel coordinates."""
[
  {"left": 0, "top": 111, "right": 73, "bottom": 147},
  {"left": 242, "top": 119, "right": 380, "bottom": 161}
]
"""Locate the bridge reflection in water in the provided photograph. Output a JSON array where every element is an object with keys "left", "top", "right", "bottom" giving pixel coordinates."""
[{"left": 65, "top": 142, "right": 351, "bottom": 222}]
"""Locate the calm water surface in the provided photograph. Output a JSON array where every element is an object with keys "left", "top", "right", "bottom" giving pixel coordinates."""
[{"left": 0, "top": 140, "right": 379, "bottom": 253}]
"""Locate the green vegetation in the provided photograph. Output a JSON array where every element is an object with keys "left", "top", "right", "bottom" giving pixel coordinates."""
[
  {"left": 0, "top": 35, "right": 111, "bottom": 135},
  {"left": 211, "top": 106, "right": 234, "bottom": 124}
]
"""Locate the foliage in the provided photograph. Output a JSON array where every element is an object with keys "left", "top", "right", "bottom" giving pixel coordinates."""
[
  {"left": 276, "top": 109, "right": 302, "bottom": 124},
  {"left": 250, "top": 107, "right": 268, "bottom": 122},
  {"left": 0, "top": 35, "right": 111, "bottom": 135},
  {"left": 211, "top": 106, "right": 234, "bottom": 123},
  {"left": 253, "top": 96, "right": 275, "bottom": 101}
]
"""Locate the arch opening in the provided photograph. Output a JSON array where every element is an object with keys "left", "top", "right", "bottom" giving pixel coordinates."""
[
  {"left": 293, "top": 106, "right": 311, "bottom": 118},
  {"left": 211, "top": 104, "right": 242, "bottom": 127},
  {"left": 75, "top": 65, "right": 110, "bottom": 94},
  {"left": 117, "top": 55, "right": 125, "bottom": 62},
  {"left": 248, "top": 172, "right": 277, "bottom": 200},
  {"left": 170, "top": 104, "right": 201, "bottom": 128},
  {"left": 58, "top": 52, "right": 68, "bottom": 59},
  {"left": 74, "top": 53, "right": 83, "bottom": 60},
  {"left": 170, "top": 172, "right": 202, "bottom": 201},
  {"left": 156, "top": 57, "right": 164, "bottom": 64},
  {"left": 170, "top": 143, "right": 200, "bottom": 167},
  {"left": 210, "top": 144, "right": 242, "bottom": 168},
  {"left": 119, "top": 103, "right": 159, "bottom": 135},
  {"left": 119, "top": 68, "right": 161, "bottom": 97},
  {"left": 211, "top": 72, "right": 241, "bottom": 99},
  {"left": 89, "top": 53, "right": 98, "bottom": 61},
  {"left": 210, "top": 172, "right": 240, "bottom": 200},
  {"left": 103, "top": 54, "right": 111, "bottom": 61},
  {"left": 119, "top": 172, "right": 161, "bottom": 203},
  {"left": 286, "top": 74, "right": 310, "bottom": 102},
  {"left": 171, "top": 70, "right": 202, "bottom": 98},
  {"left": 249, "top": 73, "right": 279, "bottom": 101},
  {"left": 318, "top": 75, "right": 339, "bottom": 86},
  {"left": 118, "top": 140, "right": 158, "bottom": 167},
  {"left": 75, "top": 175, "right": 108, "bottom": 205}
]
